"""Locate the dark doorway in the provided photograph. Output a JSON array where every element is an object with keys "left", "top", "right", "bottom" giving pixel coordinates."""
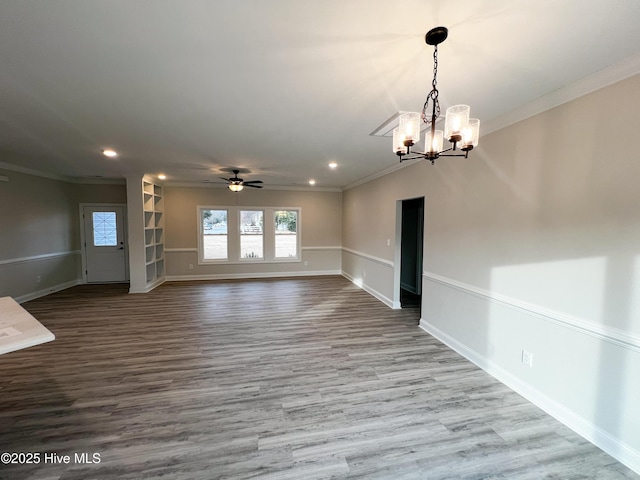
[{"left": 400, "top": 197, "right": 424, "bottom": 310}]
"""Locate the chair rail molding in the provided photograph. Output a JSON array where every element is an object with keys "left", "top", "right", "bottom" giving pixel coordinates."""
[
  {"left": 0, "top": 250, "right": 81, "bottom": 266},
  {"left": 423, "top": 271, "right": 640, "bottom": 352}
]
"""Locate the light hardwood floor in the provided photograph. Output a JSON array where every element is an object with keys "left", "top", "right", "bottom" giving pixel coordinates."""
[{"left": 1, "top": 276, "right": 637, "bottom": 479}]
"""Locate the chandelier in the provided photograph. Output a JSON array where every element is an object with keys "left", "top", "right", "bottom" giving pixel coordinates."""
[{"left": 393, "top": 27, "right": 479, "bottom": 164}]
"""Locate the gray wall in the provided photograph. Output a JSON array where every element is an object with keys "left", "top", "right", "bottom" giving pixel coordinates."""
[
  {"left": 0, "top": 170, "right": 126, "bottom": 301},
  {"left": 163, "top": 186, "right": 342, "bottom": 279},
  {"left": 342, "top": 74, "right": 640, "bottom": 471}
]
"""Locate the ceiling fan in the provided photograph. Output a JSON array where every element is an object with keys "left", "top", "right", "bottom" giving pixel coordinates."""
[{"left": 220, "top": 169, "right": 263, "bottom": 191}]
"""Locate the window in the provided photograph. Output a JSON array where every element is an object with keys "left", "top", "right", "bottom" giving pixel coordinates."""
[
  {"left": 275, "top": 210, "right": 297, "bottom": 258},
  {"left": 92, "top": 212, "right": 118, "bottom": 246},
  {"left": 201, "top": 209, "right": 228, "bottom": 260},
  {"left": 240, "top": 210, "right": 263, "bottom": 259},
  {"left": 198, "top": 206, "right": 300, "bottom": 264}
]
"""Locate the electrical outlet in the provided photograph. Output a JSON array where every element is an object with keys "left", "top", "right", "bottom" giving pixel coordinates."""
[
  {"left": 36, "top": 275, "right": 41, "bottom": 283},
  {"left": 189, "top": 264, "right": 194, "bottom": 270},
  {"left": 303, "top": 261, "right": 308, "bottom": 266},
  {"left": 522, "top": 349, "right": 533, "bottom": 367}
]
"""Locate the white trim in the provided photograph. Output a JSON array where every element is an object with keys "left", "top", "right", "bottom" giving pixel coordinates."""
[
  {"left": 70, "top": 177, "right": 126, "bottom": 185},
  {"left": 483, "top": 53, "right": 640, "bottom": 135},
  {"left": 165, "top": 270, "right": 341, "bottom": 282},
  {"left": 0, "top": 161, "right": 124, "bottom": 184},
  {"left": 165, "top": 181, "right": 341, "bottom": 192},
  {"left": 342, "top": 160, "right": 415, "bottom": 191},
  {"left": 0, "top": 250, "right": 80, "bottom": 267},
  {"left": 15, "top": 279, "right": 82, "bottom": 304},
  {"left": 423, "top": 271, "right": 640, "bottom": 353},
  {"left": 341, "top": 271, "right": 399, "bottom": 309},
  {"left": 165, "top": 246, "right": 342, "bottom": 253},
  {"left": 197, "top": 205, "right": 302, "bottom": 264},
  {"left": 342, "top": 247, "right": 394, "bottom": 268},
  {"left": 129, "top": 276, "right": 164, "bottom": 294},
  {"left": 0, "top": 161, "right": 72, "bottom": 182},
  {"left": 197, "top": 259, "right": 302, "bottom": 266},
  {"left": 419, "top": 319, "right": 640, "bottom": 476}
]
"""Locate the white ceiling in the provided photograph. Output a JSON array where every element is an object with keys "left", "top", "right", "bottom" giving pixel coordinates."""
[{"left": 1, "top": 1, "right": 640, "bottom": 189}]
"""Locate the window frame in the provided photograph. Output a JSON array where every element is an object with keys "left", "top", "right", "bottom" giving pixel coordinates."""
[
  {"left": 197, "top": 205, "right": 301, "bottom": 265},
  {"left": 239, "top": 209, "right": 265, "bottom": 261},
  {"left": 199, "top": 207, "right": 229, "bottom": 261},
  {"left": 274, "top": 209, "right": 299, "bottom": 260}
]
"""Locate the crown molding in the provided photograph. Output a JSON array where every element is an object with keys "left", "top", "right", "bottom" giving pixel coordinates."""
[
  {"left": 342, "top": 157, "right": 417, "bottom": 191},
  {"left": 483, "top": 52, "right": 640, "bottom": 135},
  {"left": 164, "top": 180, "right": 341, "bottom": 192},
  {"left": 0, "top": 161, "right": 126, "bottom": 185},
  {"left": 0, "top": 161, "right": 72, "bottom": 182}
]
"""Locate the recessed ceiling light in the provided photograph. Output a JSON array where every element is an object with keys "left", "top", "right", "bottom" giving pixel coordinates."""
[
  {"left": 328, "top": 162, "right": 338, "bottom": 169},
  {"left": 102, "top": 149, "right": 118, "bottom": 157},
  {"left": 158, "top": 174, "right": 167, "bottom": 180},
  {"left": 309, "top": 179, "right": 316, "bottom": 185}
]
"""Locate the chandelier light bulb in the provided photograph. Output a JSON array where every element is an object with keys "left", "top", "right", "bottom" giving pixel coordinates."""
[
  {"left": 398, "top": 112, "right": 421, "bottom": 146},
  {"left": 460, "top": 118, "right": 480, "bottom": 151},
  {"left": 392, "top": 128, "right": 408, "bottom": 155},
  {"left": 425, "top": 130, "right": 444, "bottom": 156},
  {"left": 444, "top": 105, "right": 470, "bottom": 144}
]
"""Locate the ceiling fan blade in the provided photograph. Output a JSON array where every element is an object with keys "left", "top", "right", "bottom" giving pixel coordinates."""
[
  {"left": 219, "top": 177, "right": 232, "bottom": 182},
  {"left": 246, "top": 184, "right": 263, "bottom": 188},
  {"left": 243, "top": 180, "right": 263, "bottom": 184}
]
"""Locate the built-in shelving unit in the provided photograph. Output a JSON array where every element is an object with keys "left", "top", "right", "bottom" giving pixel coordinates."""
[
  {"left": 143, "top": 181, "right": 165, "bottom": 284},
  {"left": 126, "top": 175, "right": 166, "bottom": 293}
]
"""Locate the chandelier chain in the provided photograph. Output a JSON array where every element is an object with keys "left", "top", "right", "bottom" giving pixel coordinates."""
[
  {"left": 432, "top": 43, "right": 438, "bottom": 91},
  {"left": 421, "top": 44, "right": 440, "bottom": 125}
]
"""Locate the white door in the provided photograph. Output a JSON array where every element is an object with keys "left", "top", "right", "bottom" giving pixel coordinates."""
[{"left": 83, "top": 205, "right": 128, "bottom": 283}]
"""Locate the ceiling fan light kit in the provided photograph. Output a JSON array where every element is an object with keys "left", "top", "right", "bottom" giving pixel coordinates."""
[
  {"left": 220, "top": 169, "right": 263, "bottom": 192},
  {"left": 393, "top": 26, "right": 480, "bottom": 164}
]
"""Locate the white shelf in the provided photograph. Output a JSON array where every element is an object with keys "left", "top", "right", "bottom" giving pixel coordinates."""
[{"left": 143, "top": 181, "right": 165, "bottom": 285}]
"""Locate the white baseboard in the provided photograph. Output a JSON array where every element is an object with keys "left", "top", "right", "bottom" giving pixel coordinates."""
[
  {"left": 419, "top": 319, "right": 640, "bottom": 476},
  {"left": 15, "top": 279, "right": 82, "bottom": 304},
  {"left": 341, "top": 271, "right": 399, "bottom": 309},
  {"left": 129, "top": 277, "right": 165, "bottom": 294},
  {"left": 164, "top": 270, "right": 342, "bottom": 283}
]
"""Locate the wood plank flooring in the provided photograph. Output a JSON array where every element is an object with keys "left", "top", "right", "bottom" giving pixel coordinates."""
[{"left": 0, "top": 276, "right": 637, "bottom": 479}]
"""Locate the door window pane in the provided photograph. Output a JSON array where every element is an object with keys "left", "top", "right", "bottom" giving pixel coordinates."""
[
  {"left": 202, "top": 209, "right": 228, "bottom": 260},
  {"left": 275, "top": 210, "right": 297, "bottom": 258},
  {"left": 240, "top": 210, "right": 263, "bottom": 259},
  {"left": 93, "top": 212, "right": 118, "bottom": 246}
]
